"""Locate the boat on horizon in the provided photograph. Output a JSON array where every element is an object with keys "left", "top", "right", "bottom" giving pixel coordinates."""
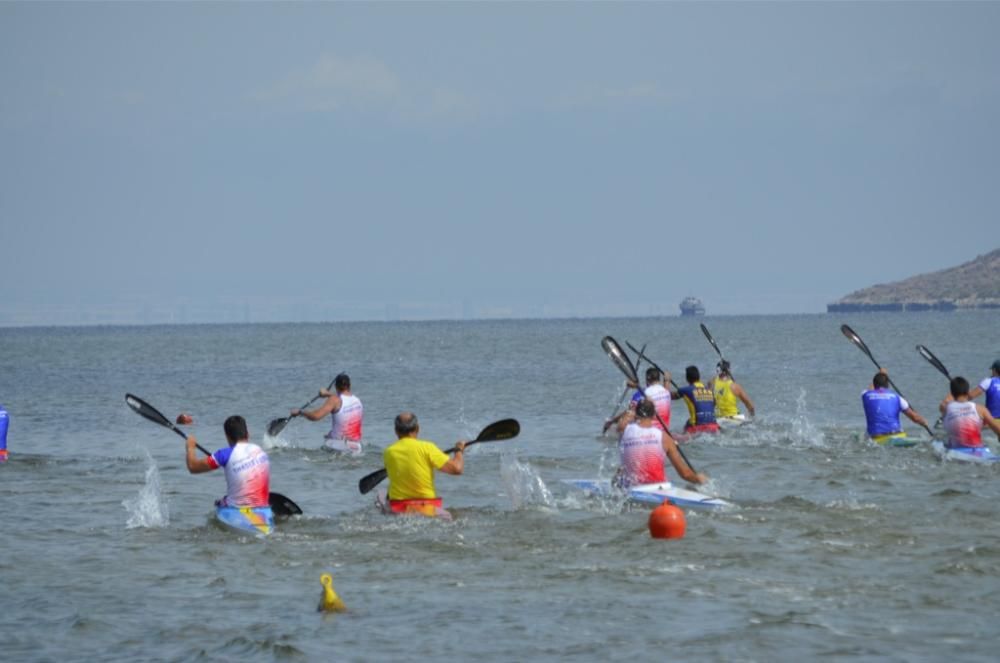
[{"left": 679, "top": 296, "right": 705, "bottom": 316}]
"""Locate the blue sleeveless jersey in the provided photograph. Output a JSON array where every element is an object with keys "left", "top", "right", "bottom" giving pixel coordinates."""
[
  {"left": 862, "top": 389, "right": 908, "bottom": 436},
  {"left": 980, "top": 377, "right": 1000, "bottom": 417},
  {"left": 0, "top": 405, "right": 8, "bottom": 451}
]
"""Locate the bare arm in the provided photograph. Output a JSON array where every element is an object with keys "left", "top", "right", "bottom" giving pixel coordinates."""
[
  {"left": 903, "top": 407, "right": 929, "bottom": 429},
  {"left": 662, "top": 431, "right": 707, "bottom": 485},
  {"left": 732, "top": 383, "right": 755, "bottom": 417},
  {"left": 295, "top": 394, "right": 342, "bottom": 421},
  {"left": 969, "top": 386, "right": 984, "bottom": 401},
  {"left": 185, "top": 436, "right": 214, "bottom": 474},
  {"left": 979, "top": 405, "right": 1000, "bottom": 439},
  {"left": 616, "top": 410, "right": 636, "bottom": 435},
  {"left": 438, "top": 441, "right": 467, "bottom": 475}
]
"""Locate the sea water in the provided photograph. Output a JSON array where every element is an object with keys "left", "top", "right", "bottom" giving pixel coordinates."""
[{"left": 1, "top": 313, "right": 999, "bottom": 660}]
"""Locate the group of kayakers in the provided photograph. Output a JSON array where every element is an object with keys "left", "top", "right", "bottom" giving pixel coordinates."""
[
  {"left": 607, "top": 354, "right": 1000, "bottom": 494},
  {"left": 862, "top": 361, "right": 1000, "bottom": 448},
  {"left": 180, "top": 372, "right": 469, "bottom": 521}
]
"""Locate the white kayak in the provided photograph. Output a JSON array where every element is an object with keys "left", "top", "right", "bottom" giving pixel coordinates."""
[
  {"left": 564, "top": 479, "right": 732, "bottom": 509},
  {"left": 930, "top": 441, "right": 1000, "bottom": 464},
  {"left": 716, "top": 414, "right": 749, "bottom": 429}
]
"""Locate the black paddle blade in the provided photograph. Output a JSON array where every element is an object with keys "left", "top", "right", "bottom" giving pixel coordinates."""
[
  {"left": 126, "top": 393, "right": 172, "bottom": 428},
  {"left": 840, "top": 324, "right": 873, "bottom": 360},
  {"left": 700, "top": 323, "right": 723, "bottom": 358},
  {"left": 474, "top": 418, "right": 520, "bottom": 442},
  {"left": 916, "top": 345, "right": 951, "bottom": 379},
  {"left": 358, "top": 468, "right": 388, "bottom": 495},
  {"left": 267, "top": 416, "right": 291, "bottom": 437},
  {"left": 602, "top": 336, "right": 638, "bottom": 383},
  {"left": 269, "top": 492, "right": 302, "bottom": 517}
]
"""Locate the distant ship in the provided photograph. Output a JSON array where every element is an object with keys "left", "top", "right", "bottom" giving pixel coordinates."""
[{"left": 679, "top": 296, "right": 706, "bottom": 316}]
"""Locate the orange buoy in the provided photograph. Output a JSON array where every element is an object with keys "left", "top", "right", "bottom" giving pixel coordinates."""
[{"left": 648, "top": 502, "right": 686, "bottom": 539}]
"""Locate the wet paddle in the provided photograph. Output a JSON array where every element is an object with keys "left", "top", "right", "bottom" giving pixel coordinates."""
[
  {"left": 601, "top": 336, "right": 698, "bottom": 472},
  {"left": 602, "top": 342, "right": 646, "bottom": 434},
  {"left": 357, "top": 418, "right": 520, "bottom": 495},
  {"left": 839, "top": 326, "right": 934, "bottom": 437},
  {"left": 125, "top": 393, "right": 303, "bottom": 517},
  {"left": 700, "top": 323, "right": 731, "bottom": 378},
  {"left": 916, "top": 344, "right": 952, "bottom": 429},
  {"left": 267, "top": 377, "right": 338, "bottom": 437}
]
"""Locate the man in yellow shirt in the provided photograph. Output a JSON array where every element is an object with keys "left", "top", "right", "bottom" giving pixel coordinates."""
[
  {"left": 710, "top": 360, "right": 755, "bottom": 424},
  {"left": 382, "top": 411, "right": 466, "bottom": 517}
]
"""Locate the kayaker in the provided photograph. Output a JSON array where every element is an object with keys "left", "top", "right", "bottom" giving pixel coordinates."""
[
  {"left": 603, "top": 367, "right": 672, "bottom": 434},
  {"left": 0, "top": 403, "right": 9, "bottom": 462},
  {"left": 862, "top": 369, "right": 929, "bottom": 444},
  {"left": 939, "top": 376, "right": 1000, "bottom": 449},
  {"left": 292, "top": 373, "right": 364, "bottom": 454},
  {"left": 382, "top": 412, "right": 466, "bottom": 517},
  {"left": 185, "top": 415, "right": 272, "bottom": 510},
  {"left": 615, "top": 399, "right": 707, "bottom": 487},
  {"left": 710, "top": 360, "right": 755, "bottom": 421},
  {"left": 670, "top": 366, "right": 720, "bottom": 434},
  {"left": 967, "top": 359, "right": 1000, "bottom": 417}
]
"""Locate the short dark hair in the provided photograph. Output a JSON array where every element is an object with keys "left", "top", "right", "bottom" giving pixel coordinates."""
[
  {"left": 334, "top": 373, "right": 351, "bottom": 391},
  {"left": 394, "top": 411, "right": 419, "bottom": 437},
  {"left": 685, "top": 365, "right": 700, "bottom": 383},
  {"left": 635, "top": 398, "right": 655, "bottom": 419},
  {"left": 873, "top": 373, "right": 890, "bottom": 389},
  {"left": 950, "top": 376, "right": 970, "bottom": 398},
  {"left": 717, "top": 360, "right": 731, "bottom": 376},
  {"left": 224, "top": 415, "right": 248, "bottom": 442},
  {"left": 645, "top": 367, "right": 661, "bottom": 384}
]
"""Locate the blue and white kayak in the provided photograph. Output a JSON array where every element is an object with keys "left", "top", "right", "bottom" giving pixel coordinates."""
[
  {"left": 215, "top": 505, "right": 274, "bottom": 536},
  {"left": 564, "top": 479, "right": 732, "bottom": 509},
  {"left": 930, "top": 441, "right": 1000, "bottom": 464}
]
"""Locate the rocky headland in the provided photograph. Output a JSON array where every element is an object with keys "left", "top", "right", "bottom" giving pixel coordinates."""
[{"left": 827, "top": 248, "right": 1000, "bottom": 313}]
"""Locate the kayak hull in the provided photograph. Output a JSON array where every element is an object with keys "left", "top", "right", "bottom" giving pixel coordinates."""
[
  {"left": 870, "top": 433, "right": 917, "bottom": 448},
  {"left": 931, "top": 441, "right": 1000, "bottom": 464},
  {"left": 564, "top": 479, "right": 731, "bottom": 509},
  {"left": 215, "top": 505, "right": 275, "bottom": 536},
  {"left": 716, "top": 414, "right": 748, "bottom": 429}
]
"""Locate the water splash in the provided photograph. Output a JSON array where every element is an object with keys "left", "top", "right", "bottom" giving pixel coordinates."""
[
  {"left": 499, "top": 454, "right": 554, "bottom": 509},
  {"left": 123, "top": 451, "right": 169, "bottom": 528},
  {"left": 790, "top": 388, "right": 826, "bottom": 447}
]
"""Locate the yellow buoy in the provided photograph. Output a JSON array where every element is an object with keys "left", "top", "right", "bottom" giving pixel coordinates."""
[{"left": 317, "top": 573, "right": 346, "bottom": 613}]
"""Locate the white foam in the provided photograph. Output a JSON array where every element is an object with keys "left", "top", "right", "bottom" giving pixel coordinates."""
[
  {"left": 122, "top": 451, "right": 170, "bottom": 528},
  {"left": 499, "top": 454, "right": 555, "bottom": 509}
]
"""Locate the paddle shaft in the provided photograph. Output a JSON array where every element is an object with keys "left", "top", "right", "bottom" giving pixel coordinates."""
[
  {"left": 700, "top": 324, "right": 732, "bottom": 379},
  {"left": 625, "top": 341, "right": 680, "bottom": 390},
  {"left": 269, "top": 378, "right": 338, "bottom": 435},
  {"left": 604, "top": 343, "right": 647, "bottom": 429}
]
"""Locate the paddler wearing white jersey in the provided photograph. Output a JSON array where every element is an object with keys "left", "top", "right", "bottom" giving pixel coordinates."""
[
  {"left": 294, "top": 373, "right": 364, "bottom": 454},
  {"left": 185, "top": 415, "right": 271, "bottom": 508},
  {"left": 615, "top": 399, "right": 707, "bottom": 488},
  {"left": 604, "top": 367, "right": 672, "bottom": 434},
  {"left": 939, "top": 376, "right": 1000, "bottom": 449}
]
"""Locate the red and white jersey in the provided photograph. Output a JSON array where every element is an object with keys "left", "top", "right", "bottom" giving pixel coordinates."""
[
  {"left": 327, "top": 393, "right": 363, "bottom": 442},
  {"left": 208, "top": 442, "right": 270, "bottom": 508},
  {"left": 943, "top": 401, "right": 983, "bottom": 448},
  {"left": 618, "top": 422, "right": 667, "bottom": 487},
  {"left": 644, "top": 383, "right": 672, "bottom": 430}
]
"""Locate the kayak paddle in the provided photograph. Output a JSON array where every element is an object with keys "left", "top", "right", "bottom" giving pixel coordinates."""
[
  {"left": 601, "top": 336, "right": 698, "bottom": 472},
  {"left": 700, "top": 323, "right": 732, "bottom": 379},
  {"left": 267, "top": 377, "right": 338, "bottom": 437},
  {"left": 916, "top": 344, "right": 952, "bottom": 429},
  {"left": 125, "top": 393, "right": 303, "bottom": 517},
  {"left": 625, "top": 340, "right": 680, "bottom": 390},
  {"left": 603, "top": 342, "right": 645, "bottom": 433},
  {"left": 839, "top": 326, "right": 934, "bottom": 437},
  {"left": 357, "top": 418, "right": 520, "bottom": 495}
]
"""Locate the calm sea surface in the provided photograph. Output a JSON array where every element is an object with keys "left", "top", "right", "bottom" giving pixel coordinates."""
[{"left": 2, "top": 313, "right": 999, "bottom": 661}]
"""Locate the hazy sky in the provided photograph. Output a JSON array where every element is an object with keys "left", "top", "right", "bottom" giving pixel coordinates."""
[{"left": 2, "top": 2, "right": 998, "bottom": 324}]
